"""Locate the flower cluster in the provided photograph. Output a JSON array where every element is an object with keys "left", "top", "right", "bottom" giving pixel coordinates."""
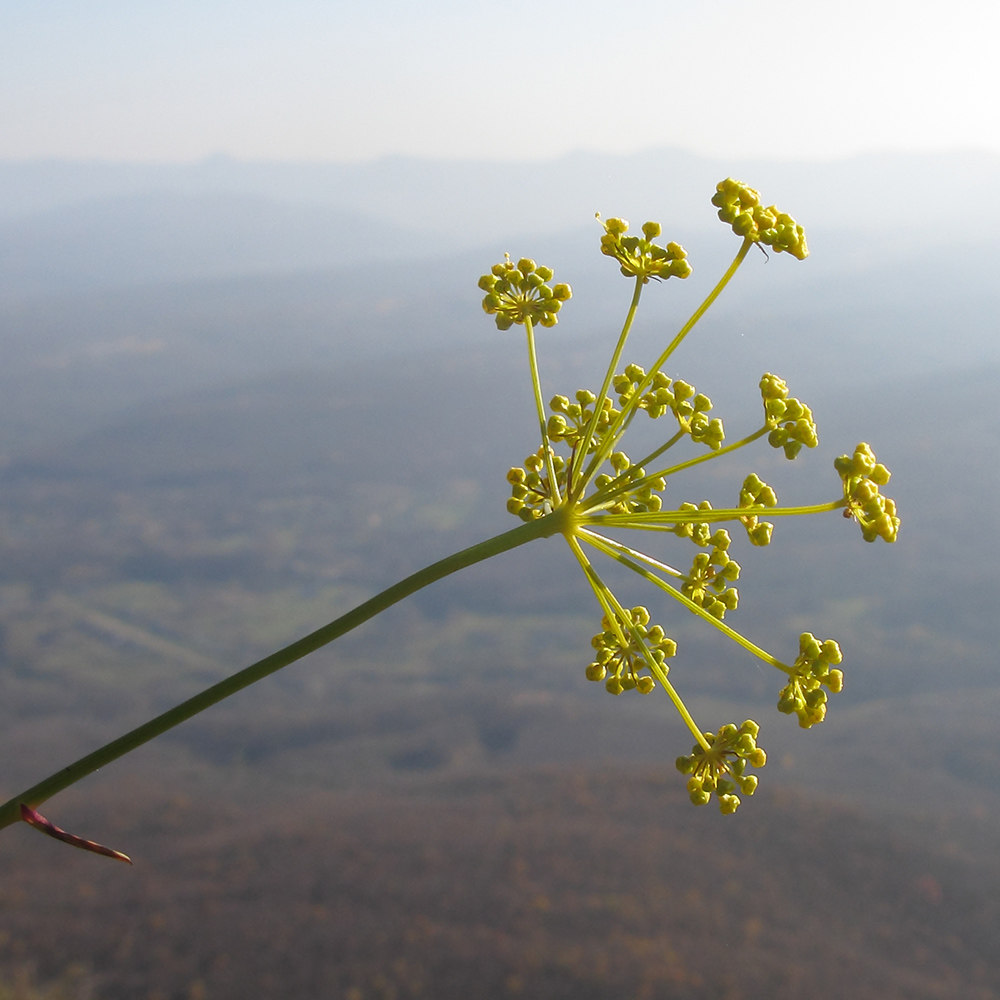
[
  {"left": 591, "top": 452, "right": 666, "bottom": 515},
  {"left": 667, "top": 501, "right": 716, "bottom": 546},
  {"left": 479, "top": 256, "right": 572, "bottom": 330},
  {"left": 777, "top": 633, "right": 844, "bottom": 728},
  {"left": 737, "top": 474, "right": 777, "bottom": 547},
  {"left": 712, "top": 178, "right": 809, "bottom": 260},
  {"left": 760, "top": 373, "right": 819, "bottom": 459},
  {"left": 597, "top": 217, "right": 693, "bottom": 283},
  {"left": 547, "top": 390, "right": 618, "bottom": 454},
  {"left": 836, "top": 443, "right": 900, "bottom": 542},
  {"left": 585, "top": 606, "right": 676, "bottom": 695},
  {"left": 681, "top": 529, "right": 740, "bottom": 620},
  {"left": 506, "top": 448, "right": 568, "bottom": 520},
  {"left": 676, "top": 721, "right": 767, "bottom": 814},
  {"left": 613, "top": 365, "right": 725, "bottom": 449}
]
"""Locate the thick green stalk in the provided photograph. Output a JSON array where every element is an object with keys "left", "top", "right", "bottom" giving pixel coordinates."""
[{"left": 0, "top": 512, "right": 566, "bottom": 832}]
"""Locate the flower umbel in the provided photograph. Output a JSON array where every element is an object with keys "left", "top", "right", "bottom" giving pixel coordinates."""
[
  {"left": 506, "top": 448, "right": 568, "bottom": 520},
  {"left": 777, "top": 633, "right": 845, "bottom": 728},
  {"left": 487, "top": 180, "right": 897, "bottom": 812},
  {"left": 681, "top": 531, "right": 740, "bottom": 621},
  {"left": 760, "top": 372, "right": 819, "bottom": 459},
  {"left": 585, "top": 606, "right": 677, "bottom": 695},
  {"left": 836, "top": 442, "right": 900, "bottom": 542},
  {"left": 613, "top": 365, "right": 725, "bottom": 450},
  {"left": 479, "top": 255, "right": 572, "bottom": 330},
  {"left": 597, "top": 216, "right": 693, "bottom": 283},
  {"left": 676, "top": 721, "right": 767, "bottom": 814},
  {"left": 712, "top": 178, "right": 809, "bottom": 259}
]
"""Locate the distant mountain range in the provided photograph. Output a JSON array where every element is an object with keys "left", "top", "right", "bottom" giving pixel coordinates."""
[
  {"left": 0, "top": 149, "right": 997, "bottom": 303},
  {"left": 2, "top": 147, "right": 999, "bottom": 238},
  {"left": 0, "top": 207, "right": 996, "bottom": 456},
  {"left": 0, "top": 192, "right": 437, "bottom": 296}
]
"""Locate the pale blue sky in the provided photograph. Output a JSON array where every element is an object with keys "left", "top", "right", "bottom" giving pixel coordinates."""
[{"left": 2, "top": 0, "right": 998, "bottom": 163}]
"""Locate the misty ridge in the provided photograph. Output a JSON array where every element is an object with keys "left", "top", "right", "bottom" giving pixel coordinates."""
[
  {"left": 0, "top": 147, "right": 998, "bottom": 451},
  {"left": 1, "top": 149, "right": 999, "bottom": 998}
]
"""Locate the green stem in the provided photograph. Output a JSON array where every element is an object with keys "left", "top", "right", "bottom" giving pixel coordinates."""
[
  {"left": 585, "top": 498, "right": 845, "bottom": 530},
  {"left": 524, "top": 317, "right": 561, "bottom": 504},
  {"left": 581, "top": 426, "right": 771, "bottom": 515},
  {"left": 652, "top": 426, "right": 768, "bottom": 481},
  {"left": 565, "top": 535, "right": 710, "bottom": 751},
  {"left": 570, "top": 277, "right": 644, "bottom": 498},
  {"left": 0, "top": 512, "right": 567, "bottom": 832},
  {"left": 576, "top": 529, "right": 684, "bottom": 579},
  {"left": 580, "top": 239, "right": 753, "bottom": 494},
  {"left": 565, "top": 534, "right": 624, "bottom": 641},
  {"left": 578, "top": 530, "right": 787, "bottom": 672},
  {"left": 644, "top": 237, "right": 753, "bottom": 376},
  {"left": 630, "top": 429, "right": 687, "bottom": 474},
  {"left": 577, "top": 432, "right": 689, "bottom": 517}
]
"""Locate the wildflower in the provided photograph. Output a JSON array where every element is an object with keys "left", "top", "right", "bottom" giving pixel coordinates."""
[
  {"left": 676, "top": 721, "right": 767, "bottom": 813},
  {"left": 835, "top": 443, "right": 900, "bottom": 542},
  {"left": 585, "top": 606, "right": 676, "bottom": 695},
  {"left": 486, "top": 181, "right": 897, "bottom": 810},
  {"left": 596, "top": 217, "right": 692, "bottom": 282},
  {"left": 777, "top": 633, "right": 844, "bottom": 728},
  {"left": 479, "top": 255, "right": 572, "bottom": 330},
  {"left": 712, "top": 178, "right": 809, "bottom": 259},
  {"left": 760, "top": 373, "right": 818, "bottom": 459}
]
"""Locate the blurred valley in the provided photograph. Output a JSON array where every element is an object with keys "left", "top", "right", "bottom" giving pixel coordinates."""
[{"left": 1, "top": 148, "right": 999, "bottom": 1000}]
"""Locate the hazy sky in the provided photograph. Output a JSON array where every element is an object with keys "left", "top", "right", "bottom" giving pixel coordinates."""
[{"left": 2, "top": 0, "right": 998, "bottom": 164}]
